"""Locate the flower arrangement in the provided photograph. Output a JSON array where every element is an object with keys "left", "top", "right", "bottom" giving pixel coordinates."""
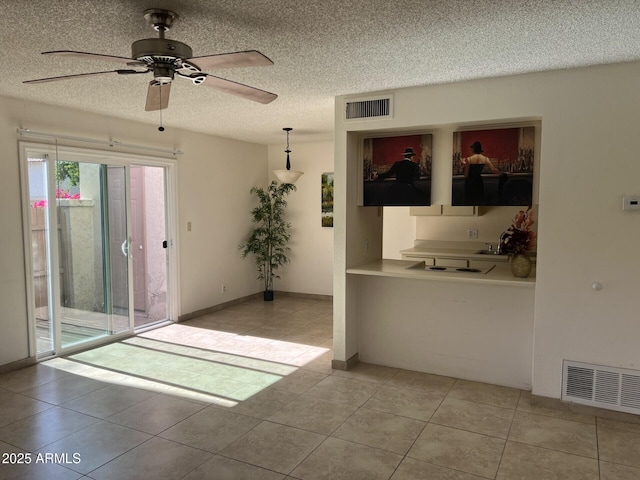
[
  {"left": 55, "top": 188, "right": 80, "bottom": 200},
  {"left": 500, "top": 207, "right": 535, "bottom": 255},
  {"left": 32, "top": 189, "right": 80, "bottom": 208}
]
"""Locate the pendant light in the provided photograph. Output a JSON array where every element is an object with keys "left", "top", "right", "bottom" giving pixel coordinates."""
[{"left": 274, "top": 127, "right": 303, "bottom": 184}]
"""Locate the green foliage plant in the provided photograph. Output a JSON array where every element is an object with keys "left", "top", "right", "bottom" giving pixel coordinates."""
[
  {"left": 240, "top": 181, "right": 296, "bottom": 292},
  {"left": 55, "top": 161, "right": 80, "bottom": 186}
]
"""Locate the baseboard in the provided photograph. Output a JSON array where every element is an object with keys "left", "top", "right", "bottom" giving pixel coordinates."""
[
  {"left": 178, "top": 291, "right": 333, "bottom": 322},
  {"left": 178, "top": 292, "right": 263, "bottom": 322},
  {"left": 531, "top": 393, "right": 640, "bottom": 423},
  {"left": 332, "top": 352, "right": 359, "bottom": 371},
  {"left": 0, "top": 356, "right": 37, "bottom": 374},
  {"left": 274, "top": 291, "right": 333, "bottom": 301}
]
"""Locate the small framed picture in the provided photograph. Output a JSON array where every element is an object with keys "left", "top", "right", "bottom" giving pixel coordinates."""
[{"left": 321, "top": 172, "right": 334, "bottom": 227}]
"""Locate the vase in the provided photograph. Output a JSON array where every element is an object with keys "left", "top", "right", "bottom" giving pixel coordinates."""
[
  {"left": 263, "top": 290, "right": 274, "bottom": 302},
  {"left": 510, "top": 253, "right": 532, "bottom": 278}
]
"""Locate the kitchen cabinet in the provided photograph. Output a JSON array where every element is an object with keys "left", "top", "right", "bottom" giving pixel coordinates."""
[
  {"left": 409, "top": 205, "right": 479, "bottom": 216},
  {"left": 469, "top": 258, "right": 508, "bottom": 268},
  {"left": 442, "top": 205, "right": 478, "bottom": 216},
  {"left": 402, "top": 254, "right": 436, "bottom": 265},
  {"left": 401, "top": 254, "right": 469, "bottom": 268},
  {"left": 435, "top": 257, "right": 468, "bottom": 267},
  {"left": 403, "top": 252, "right": 530, "bottom": 270}
]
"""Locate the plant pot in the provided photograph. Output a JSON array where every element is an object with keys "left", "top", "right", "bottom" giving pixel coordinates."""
[
  {"left": 263, "top": 290, "right": 274, "bottom": 302},
  {"left": 510, "top": 253, "right": 532, "bottom": 278}
]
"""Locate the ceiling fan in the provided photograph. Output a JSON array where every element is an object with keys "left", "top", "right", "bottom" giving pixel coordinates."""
[{"left": 23, "top": 8, "right": 277, "bottom": 111}]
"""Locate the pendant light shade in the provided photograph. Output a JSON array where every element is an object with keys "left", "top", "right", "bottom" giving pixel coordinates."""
[{"left": 274, "top": 127, "right": 303, "bottom": 184}]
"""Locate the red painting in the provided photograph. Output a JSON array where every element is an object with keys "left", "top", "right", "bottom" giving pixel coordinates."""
[
  {"left": 452, "top": 126, "right": 534, "bottom": 206},
  {"left": 362, "top": 133, "right": 432, "bottom": 206}
]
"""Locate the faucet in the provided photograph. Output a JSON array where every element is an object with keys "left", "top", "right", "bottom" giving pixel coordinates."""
[{"left": 497, "top": 231, "right": 509, "bottom": 255}]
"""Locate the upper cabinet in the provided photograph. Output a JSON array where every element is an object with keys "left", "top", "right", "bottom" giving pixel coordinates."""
[{"left": 410, "top": 205, "right": 479, "bottom": 216}]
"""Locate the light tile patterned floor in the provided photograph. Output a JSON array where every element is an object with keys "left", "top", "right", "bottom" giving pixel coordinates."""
[{"left": 0, "top": 296, "right": 639, "bottom": 479}]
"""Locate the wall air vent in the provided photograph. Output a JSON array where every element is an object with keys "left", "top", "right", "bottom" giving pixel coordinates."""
[
  {"left": 344, "top": 96, "right": 392, "bottom": 120},
  {"left": 562, "top": 360, "right": 640, "bottom": 414}
]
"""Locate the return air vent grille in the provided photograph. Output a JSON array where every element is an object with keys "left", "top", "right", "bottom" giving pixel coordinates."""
[
  {"left": 344, "top": 96, "right": 392, "bottom": 120},
  {"left": 562, "top": 360, "right": 640, "bottom": 414},
  {"left": 622, "top": 374, "right": 640, "bottom": 409}
]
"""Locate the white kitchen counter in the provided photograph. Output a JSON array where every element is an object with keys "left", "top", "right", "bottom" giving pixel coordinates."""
[
  {"left": 400, "top": 240, "right": 536, "bottom": 263},
  {"left": 347, "top": 259, "right": 535, "bottom": 286}
]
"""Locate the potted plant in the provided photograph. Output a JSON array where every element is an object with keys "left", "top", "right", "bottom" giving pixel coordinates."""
[{"left": 240, "top": 180, "right": 296, "bottom": 301}]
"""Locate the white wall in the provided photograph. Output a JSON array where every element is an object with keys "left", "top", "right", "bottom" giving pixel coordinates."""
[
  {"left": 0, "top": 96, "right": 267, "bottom": 366},
  {"left": 177, "top": 130, "right": 266, "bottom": 312},
  {"left": 0, "top": 99, "right": 30, "bottom": 366},
  {"left": 335, "top": 61, "right": 640, "bottom": 399},
  {"left": 267, "top": 140, "right": 334, "bottom": 296},
  {"left": 382, "top": 207, "right": 415, "bottom": 259}
]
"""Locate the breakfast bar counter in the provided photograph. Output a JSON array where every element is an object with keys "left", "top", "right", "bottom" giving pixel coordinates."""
[
  {"left": 347, "top": 258, "right": 535, "bottom": 389},
  {"left": 347, "top": 259, "right": 535, "bottom": 287}
]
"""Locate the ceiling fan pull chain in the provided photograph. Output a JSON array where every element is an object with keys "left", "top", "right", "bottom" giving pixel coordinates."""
[{"left": 158, "top": 84, "right": 165, "bottom": 132}]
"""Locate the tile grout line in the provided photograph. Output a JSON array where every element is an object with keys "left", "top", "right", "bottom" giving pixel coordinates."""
[
  {"left": 6, "top": 298, "right": 640, "bottom": 479},
  {"left": 595, "top": 417, "right": 601, "bottom": 480},
  {"left": 493, "top": 388, "right": 523, "bottom": 479}
]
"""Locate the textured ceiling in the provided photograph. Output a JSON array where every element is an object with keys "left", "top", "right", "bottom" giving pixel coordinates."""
[{"left": 4, "top": 0, "right": 640, "bottom": 145}]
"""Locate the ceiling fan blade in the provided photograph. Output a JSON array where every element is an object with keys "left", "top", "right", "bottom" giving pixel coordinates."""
[
  {"left": 23, "top": 69, "right": 147, "bottom": 84},
  {"left": 42, "top": 50, "right": 143, "bottom": 66},
  {"left": 145, "top": 81, "right": 171, "bottom": 111},
  {"left": 185, "top": 50, "right": 274, "bottom": 70},
  {"left": 194, "top": 74, "right": 277, "bottom": 104}
]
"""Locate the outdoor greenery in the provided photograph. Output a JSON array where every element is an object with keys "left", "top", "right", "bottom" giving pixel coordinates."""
[
  {"left": 240, "top": 181, "right": 296, "bottom": 292},
  {"left": 55, "top": 161, "right": 80, "bottom": 186}
]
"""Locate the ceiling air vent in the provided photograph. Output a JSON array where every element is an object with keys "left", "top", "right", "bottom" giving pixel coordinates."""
[
  {"left": 344, "top": 96, "right": 392, "bottom": 120},
  {"left": 562, "top": 360, "right": 640, "bottom": 414}
]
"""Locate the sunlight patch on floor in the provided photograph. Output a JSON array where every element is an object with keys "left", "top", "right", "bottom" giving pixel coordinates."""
[{"left": 42, "top": 324, "right": 329, "bottom": 405}]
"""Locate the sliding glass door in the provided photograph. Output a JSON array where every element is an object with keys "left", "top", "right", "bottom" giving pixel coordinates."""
[
  {"left": 129, "top": 165, "right": 169, "bottom": 329},
  {"left": 21, "top": 145, "right": 175, "bottom": 358}
]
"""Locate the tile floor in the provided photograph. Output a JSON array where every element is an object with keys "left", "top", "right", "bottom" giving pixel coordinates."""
[{"left": 1, "top": 296, "right": 640, "bottom": 479}]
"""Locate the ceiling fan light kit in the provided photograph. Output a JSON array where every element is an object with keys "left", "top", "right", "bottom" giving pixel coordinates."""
[
  {"left": 24, "top": 7, "right": 278, "bottom": 120},
  {"left": 274, "top": 127, "right": 304, "bottom": 184}
]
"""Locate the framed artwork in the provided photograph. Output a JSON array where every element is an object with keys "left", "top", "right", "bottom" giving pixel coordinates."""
[
  {"left": 362, "top": 133, "right": 432, "bottom": 206},
  {"left": 452, "top": 126, "right": 534, "bottom": 206},
  {"left": 321, "top": 172, "right": 334, "bottom": 227}
]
